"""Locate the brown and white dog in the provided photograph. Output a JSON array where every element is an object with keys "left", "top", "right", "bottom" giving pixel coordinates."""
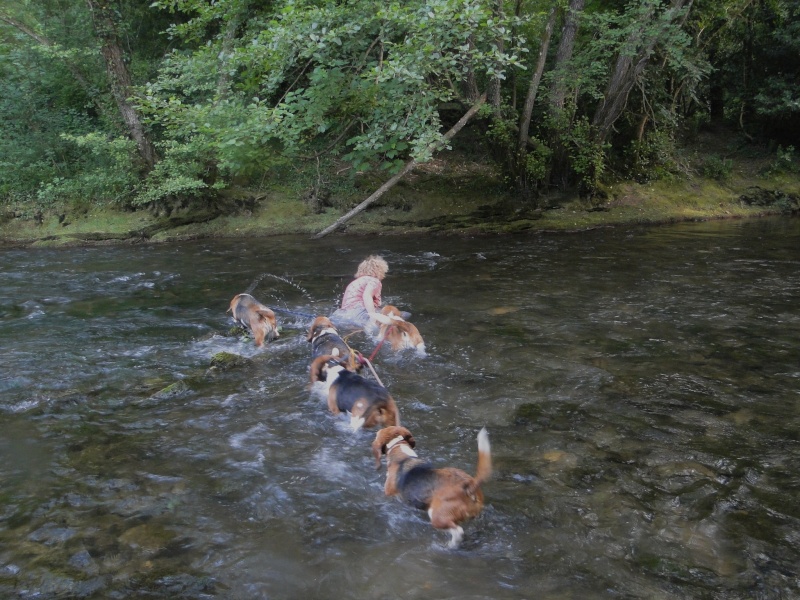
[
  {"left": 228, "top": 293, "right": 279, "bottom": 347},
  {"left": 306, "top": 316, "right": 360, "bottom": 372},
  {"left": 372, "top": 426, "right": 491, "bottom": 548},
  {"left": 310, "top": 354, "right": 400, "bottom": 431},
  {"left": 376, "top": 305, "right": 426, "bottom": 356}
]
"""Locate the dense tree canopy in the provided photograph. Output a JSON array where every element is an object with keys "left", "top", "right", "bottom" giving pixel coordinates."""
[{"left": 1, "top": 0, "right": 798, "bottom": 217}]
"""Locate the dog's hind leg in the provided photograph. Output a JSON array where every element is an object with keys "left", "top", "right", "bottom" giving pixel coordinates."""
[{"left": 428, "top": 508, "right": 464, "bottom": 549}]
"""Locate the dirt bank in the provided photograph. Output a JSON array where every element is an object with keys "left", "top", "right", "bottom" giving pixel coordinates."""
[{"left": 2, "top": 141, "right": 798, "bottom": 248}]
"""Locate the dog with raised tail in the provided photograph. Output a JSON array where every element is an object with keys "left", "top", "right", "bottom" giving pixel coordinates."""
[
  {"left": 372, "top": 425, "right": 491, "bottom": 548},
  {"left": 228, "top": 293, "right": 279, "bottom": 347},
  {"left": 376, "top": 305, "right": 426, "bottom": 356},
  {"left": 309, "top": 354, "right": 400, "bottom": 431}
]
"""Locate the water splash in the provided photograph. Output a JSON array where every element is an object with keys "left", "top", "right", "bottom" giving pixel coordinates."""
[{"left": 245, "top": 273, "right": 315, "bottom": 302}]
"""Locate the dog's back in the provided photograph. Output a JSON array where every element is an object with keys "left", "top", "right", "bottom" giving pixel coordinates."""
[
  {"left": 307, "top": 316, "right": 358, "bottom": 370},
  {"left": 228, "top": 293, "right": 278, "bottom": 346},
  {"left": 331, "top": 370, "right": 397, "bottom": 422},
  {"left": 396, "top": 462, "right": 438, "bottom": 509}
]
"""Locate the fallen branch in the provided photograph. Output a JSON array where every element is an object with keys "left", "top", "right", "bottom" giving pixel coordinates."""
[{"left": 312, "top": 93, "right": 488, "bottom": 239}]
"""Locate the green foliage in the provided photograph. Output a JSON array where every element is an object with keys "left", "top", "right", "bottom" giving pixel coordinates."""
[
  {"left": 146, "top": 0, "right": 524, "bottom": 178},
  {"left": 131, "top": 138, "right": 215, "bottom": 208},
  {"left": 704, "top": 0, "right": 800, "bottom": 143},
  {"left": 625, "top": 129, "right": 679, "bottom": 183},
  {"left": 1, "top": 0, "right": 799, "bottom": 219},
  {"left": 565, "top": 117, "right": 608, "bottom": 196},
  {"left": 764, "top": 145, "right": 798, "bottom": 176},
  {"left": 523, "top": 140, "right": 552, "bottom": 184},
  {"left": 699, "top": 154, "right": 734, "bottom": 181}
]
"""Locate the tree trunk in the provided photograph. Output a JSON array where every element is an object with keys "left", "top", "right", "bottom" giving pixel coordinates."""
[
  {"left": 86, "top": 0, "right": 158, "bottom": 172},
  {"left": 313, "top": 94, "right": 487, "bottom": 239},
  {"left": 463, "top": 35, "right": 481, "bottom": 102},
  {"left": 591, "top": 0, "right": 689, "bottom": 142},
  {"left": 549, "top": 0, "right": 585, "bottom": 113},
  {"left": 487, "top": 0, "right": 506, "bottom": 112},
  {"left": 518, "top": 5, "right": 558, "bottom": 152},
  {"left": 216, "top": 8, "right": 245, "bottom": 101}
]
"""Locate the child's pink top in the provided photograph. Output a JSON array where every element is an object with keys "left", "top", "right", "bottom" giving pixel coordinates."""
[{"left": 340, "top": 275, "right": 382, "bottom": 310}]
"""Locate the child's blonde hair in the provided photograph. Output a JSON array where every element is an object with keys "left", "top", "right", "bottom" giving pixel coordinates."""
[{"left": 356, "top": 255, "right": 388, "bottom": 279}]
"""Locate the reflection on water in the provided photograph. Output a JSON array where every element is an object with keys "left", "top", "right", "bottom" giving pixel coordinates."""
[{"left": 1, "top": 217, "right": 799, "bottom": 599}]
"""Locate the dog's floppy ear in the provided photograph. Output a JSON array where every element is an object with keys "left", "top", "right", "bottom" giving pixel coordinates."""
[
  {"left": 371, "top": 436, "right": 385, "bottom": 469},
  {"left": 309, "top": 354, "right": 333, "bottom": 382},
  {"left": 306, "top": 318, "right": 320, "bottom": 342},
  {"left": 404, "top": 432, "right": 416, "bottom": 449},
  {"left": 257, "top": 307, "right": 275, "bottom": 319},
  {"left": 372, "top": 427, "right": 397, "bottom": 469},
  {"left": 227, "top": 294, "right": 240, "bottom": 314}
]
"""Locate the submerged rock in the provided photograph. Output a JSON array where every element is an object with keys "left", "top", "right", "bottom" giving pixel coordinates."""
[
  {"left": 150, "top": 380, "right": 190, "bottom": 400},
  {"left": 209, "top": 351, "right": 252, "bottom": 372}
]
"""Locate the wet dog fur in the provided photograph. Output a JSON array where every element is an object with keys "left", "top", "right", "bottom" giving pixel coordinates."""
[
  {"left": 310, "top": 354, "right": 400, "bottom": 431},
  {"left": 377, "top": 305, "right": 426, "bottom": 356},
  {"left": 228, "top": 293, "right": 279, "bottom": 347},
  {"left": 372, "top": 425, "right": 491, "bottom": 548},
  {"left": 307, "top": 316, "right": 359, "bottom": 372}
]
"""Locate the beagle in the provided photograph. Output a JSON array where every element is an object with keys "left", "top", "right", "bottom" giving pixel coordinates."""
[
  {"left": 228, "top": 293, "right": 279, "bottom": 347},
  {"left": 310, "top": 354, "right": 400, "bottom": 431},
  {"left": 307, "top": 316, "right": 359, "bottom": 371},
  {"left": 377, "top": 305, "right": 426, "bottom": 356},
  {"left": 372, "top": 426, "right": 491, "bottom": 548}
]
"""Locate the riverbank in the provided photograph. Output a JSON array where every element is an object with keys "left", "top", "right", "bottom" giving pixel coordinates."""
[{"left": 1, "top": 135, "right": 798, "bottom": 247}]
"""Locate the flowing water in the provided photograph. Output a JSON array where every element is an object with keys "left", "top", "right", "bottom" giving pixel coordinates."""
[{"left": 1, "top": 217, "right": 799, "bottom": 599}]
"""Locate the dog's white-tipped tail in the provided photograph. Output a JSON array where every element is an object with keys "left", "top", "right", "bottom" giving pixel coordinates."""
[{"left": 475, "top": 427, "right": 492, "bottom": 485}]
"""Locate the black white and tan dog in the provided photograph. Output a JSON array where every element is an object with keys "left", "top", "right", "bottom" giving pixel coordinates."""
[
  {"left": 227, "top": 293, "right": 279, "bottom": 347},
  {"left": 309, "top": 354, "right": 400, "bottom": 431},
  {"left": 306, "top": 315, "right": 359, "bottom": 371},
  {"left": 372, "top": 425, "right": 491, "bottom": 548},
  {"left": 376, "top": 305, "right": 426, "bottom": 356}
]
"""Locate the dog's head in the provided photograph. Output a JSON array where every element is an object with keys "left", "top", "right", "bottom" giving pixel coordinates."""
[
  {"left": 381, "top": 305, "right": 404, "bottom": 319},
  {"left": 372, "top": 426, "right": 416, "bottom": 469},
  {"left": 253, "top": 307, "right": 279, "bottom": 345},
  {"left": 307, "top": 316, "right": 337, "bottom": 343},
  {"left": 379, "top": 314, "right": 425, "bottom": 355},
  {"left": 349, "top": 396, "right": 399, "bottom": 431}
]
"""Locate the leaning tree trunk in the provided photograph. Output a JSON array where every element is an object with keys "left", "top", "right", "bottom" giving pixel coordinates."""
[
  {"left": 0, "top": 15, "right": 108, "bottom": 119},
  {"left": 487, "top": 0, "right": 506, "bottom": 113},
  {"left": 547, "top": 0, "right": 585, "bottom": 188},
  {"left": 549, "top": 0, "right": 585, "bottom": 113},
  {"left": 591, "top": 0, "right": 690, "bottom": 143},
  {"left": 313, "top": 94, "right": 487, "bottom": 239},
  {"left": 86, "top": 0, "right": 158, "bottom": 172},
  {"left": 518, "top": 4, "right": 558, "bottom": 151}
]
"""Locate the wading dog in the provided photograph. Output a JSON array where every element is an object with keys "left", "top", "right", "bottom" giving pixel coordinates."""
[
  {"left": 376, "top": 305, "right": 426, "bottom": 356},
  {"left": 307, "top": 316, "right": 359, "bottom": 372},
  {"left": 310, "top": 354, "right": 400, "bottom": 431},
  {"left": 372, "top": 426, "right": 491, "bottom": 548},
  {"left": 228, "top": 293, "right": 279, "bottom": 347}
]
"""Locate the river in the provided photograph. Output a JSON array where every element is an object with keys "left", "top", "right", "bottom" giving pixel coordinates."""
[{"left": 1, "top": 217, "right": 799, "bottom": 599}]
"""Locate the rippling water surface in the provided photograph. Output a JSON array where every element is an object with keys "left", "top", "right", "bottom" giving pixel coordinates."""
[{"left": 1, "top": 218, "right": 799, "bottom": 599}]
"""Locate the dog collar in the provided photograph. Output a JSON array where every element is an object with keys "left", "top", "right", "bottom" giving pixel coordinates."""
[{"left": 385, "top": 435, "right": 407, "bottom": 451}]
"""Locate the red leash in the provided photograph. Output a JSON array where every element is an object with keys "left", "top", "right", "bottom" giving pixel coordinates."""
[{"left": 367, "top": 324, "right": 394, "bottom": 362}]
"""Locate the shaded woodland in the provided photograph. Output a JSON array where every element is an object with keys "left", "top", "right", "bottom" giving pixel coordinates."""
[{"left": 1, "top": 0, "right": 798, "bottom": 221}]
